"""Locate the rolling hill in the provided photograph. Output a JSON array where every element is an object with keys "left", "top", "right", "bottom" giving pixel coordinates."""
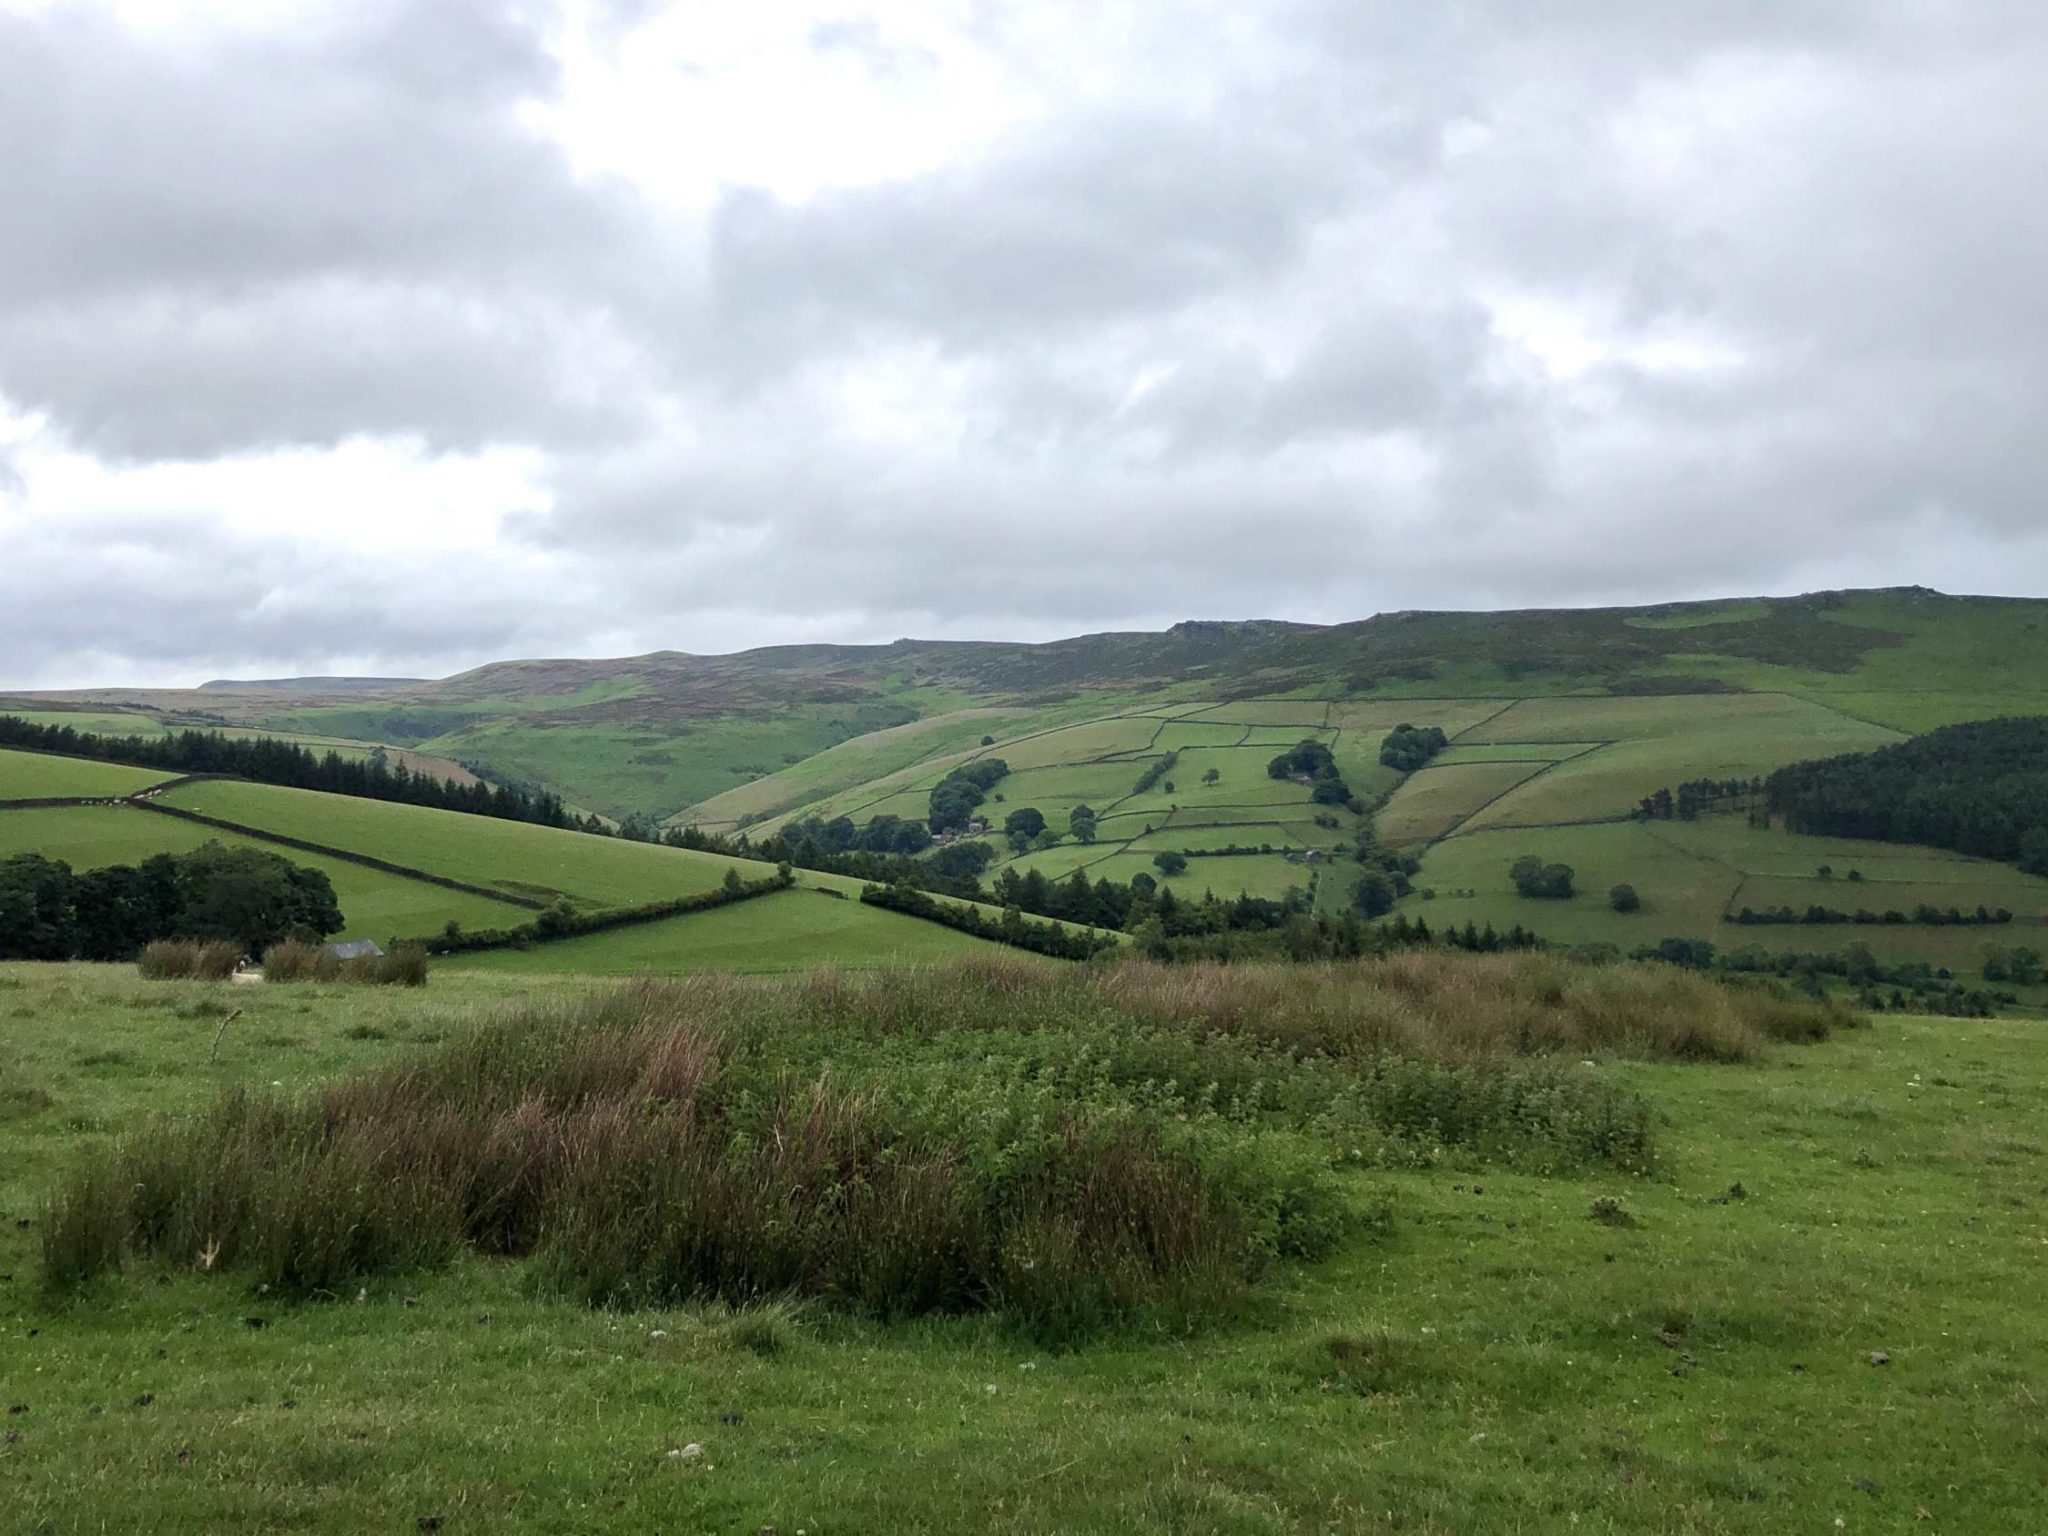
[
  {"left": 0, "top": 757, "right": 1028, "bottom": 971},
  {"left": 7, "top": 587, "right": 2048, "bottom": 974}
]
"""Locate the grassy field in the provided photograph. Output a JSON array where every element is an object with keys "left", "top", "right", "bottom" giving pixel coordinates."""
[
  {"left": 3, "top": 961, "right": 2044, "bottom": 1531},
  {"left": 0, "top": 709, "right": 170, "bottom": 736},
  {"left": 1406, "top": 817, "right": 2048, "bottom": 971},
  {"left": 445, "top": 886, "right": 1017, "bottom": 975},
  {"left": 0, "top": 805, "right": 534, "bottom": 943},
  {"left": 1377, "top": 761, "right": 1548, "bottom": 846},
  {"left": 158, "top": 780, "right": 768, "bottom": 910},
  {"left": 0, "top": 748, "right": 175, "bottom": 799}
]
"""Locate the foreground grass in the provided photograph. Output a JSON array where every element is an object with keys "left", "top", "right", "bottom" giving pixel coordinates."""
[{"left": 2, "top": 963, "right": 2043, "bottom": 1531}]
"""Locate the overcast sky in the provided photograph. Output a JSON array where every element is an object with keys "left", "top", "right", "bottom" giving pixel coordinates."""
[{"left": 4, "top": 0, "right": 2046, "bottom": 688}]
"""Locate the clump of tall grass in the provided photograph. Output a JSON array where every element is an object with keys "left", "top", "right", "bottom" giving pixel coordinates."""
[
  {"left": 42, "top": 954, "right": 1844, "bottom": 1332},
  {"left": 261, "top": 940, "right": 428, "bottom": 987},
  {"left": 1091, "top": 951, "right": 1855, "bottom": 1064},
  {"left": 41, "top": 986, "right": 1346, "bottom": 1339},
  {"left": 136, "top": 939, "right": 241, "bottom": 981}
]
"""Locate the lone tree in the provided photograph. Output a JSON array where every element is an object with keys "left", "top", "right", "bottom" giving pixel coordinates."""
[
  {"left": 1609, "top": 882, "right": 1641, "bottom": 913},
  {"left": 1152, "top": 850, "right": 1189, "bottom": 877},
  {"left": 1202, "top": 767, "right": 1221, "bottom": 785},
  {"left": 1069, "top": 804, "right": 1098, "bottom": 844}
]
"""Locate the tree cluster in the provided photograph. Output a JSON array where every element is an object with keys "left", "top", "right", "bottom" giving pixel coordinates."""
[
  {"left": 1130, "top": 751, "right": 1180, "bottom": 797},
  {"left": 0, "top": 716, "right": 576, "bottom": 831},
  {"left": 857, "top": 883, "right": 1117, "bottom": 961},
  {"left": 1267, "top": 739, "right": 1356, "bottom": 807},
  {"left": 1764, "top": 717, "right": 2048, "bottom": 873},
  {"left": 1636, "top": 777, "right": 1764, "bottom": 821},
  {"left": 1731, "top": 903, "right": 2013, "bottom": 928},
  {"left": 1510, "top": 855, "right": 1576, "bottom": 899},
  {"left": 0, "top": 843, "right": 342, "bottom": 960},
  {"left": 782, "top": 813, "right": 933, "bottom": 858},
  {"left": 927, "top": 758, "right": 1010, "bottom": 835},
  {"left": 1378, "top": 724, "right": 1448, "bottom": 772}
]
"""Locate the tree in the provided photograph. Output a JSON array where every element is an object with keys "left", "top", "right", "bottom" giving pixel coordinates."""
[
  {"left": 1608, "top": 883, "right": 1641, "bottom": 913},
  {"left": 1510, "top": 855, "right": 1575, "bottom": 900},
  {"left": 172, "top": 842, "right": 343, "bottom": 953},
  {"left": 1152, "top": 851, "right": 1189, "bottom": 877},
  {"left": 1202, "top": 767, "right": 1221, "bottom": 785},
  {"left": 721, "top": 868, "right": 745, "bottom": 896},
  {"left": 980, "top": 735, "right": 995, "bottom": 746},
  {"left": 1003, "top": 806, "right": 1047, "bottom": 852},
  {"left": 0, "top": 853, "right": 78, "bottom": 960},
  {"left": 1354, "top": 868, "right": 1397, "bottom": 918},
  {"left": 1069, "top": 804, "right": 1098, "bottom": 844}
]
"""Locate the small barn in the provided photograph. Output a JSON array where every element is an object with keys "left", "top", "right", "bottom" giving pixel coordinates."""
[{"left": 323, "top": 939, "right": 385, "bottom": 961}]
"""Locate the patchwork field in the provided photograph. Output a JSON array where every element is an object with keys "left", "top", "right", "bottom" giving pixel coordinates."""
[
  {"left": 1406, "top": 816, "right": 2048, "bottom": 970},
  {"left": 445, "top": 886, "right": 1013, "bottom": 975},
  {"left": 0, "top": 805, "right": 531, "bottom": 943},
  {"left": 0, "top": 748, "right": 176, "bottom": 800},
  {"left": 1376, "top": 760, "right": 1549, "bottom": 846},
  {"left": 159, "top": 780, "right": 766, "bottom": 910}
]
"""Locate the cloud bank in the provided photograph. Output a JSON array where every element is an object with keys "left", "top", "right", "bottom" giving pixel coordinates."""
[{"left": 5, "top": 0, "right": 2046, "bottom": 687}]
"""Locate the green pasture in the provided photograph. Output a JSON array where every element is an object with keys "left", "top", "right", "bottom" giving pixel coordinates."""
[
  {"left": 1328, "top": 698, "right": 1515, "bottom": 737},
  {"left": 675, "top": 707, "right": 1040, "bottom": 827},
  {"left": 1656, "top": 819, "right": 2047, "bottom": 884},
  {"left": 158, "top": 780, "right": 764, "bottom": 910},
  {"left": 1784, "top": 690, "right": 2048, "bottom": 735},
  {"left": 1150, "top": 720, "right": 1255, "bottom": 751},
  {"left": 1085, "top": 849, "right": 1311, "bottom": 901},
  {"left": 1173, "top": 699, "right": 1332, "bottom": 727},
  {"left": 1413, "top": 817, "right": 2048, "bottom": 971},
  {"left": 1406, "top": 823, "right": 1741, "bottom": 947},
  {"left": 0, "top": 805, "right": 530, "bottom": 943},
  {"left": 6, "top": 964, "right": 2045, "bottom": 1530},
  {"left": 0, "top": 748, "right": 175, "bottom": 800},
  {"left": 1377, "top": 761, "right": 1547, "bottom": 846},
  {"left": 0, "top": 709, "right": 169, "bottom": 736},
  {"left": 444, "top": 887, "right": 1013, "bottom": 975},
  {"left": 1122, "top": 821, "right": 1329, "bottom": 853},
  {"left": 1435, "top": 741, "right": 1600, "bottom": 765},
  {"left": 988, "top": 715, "right": 1163, "bottom": 770}
]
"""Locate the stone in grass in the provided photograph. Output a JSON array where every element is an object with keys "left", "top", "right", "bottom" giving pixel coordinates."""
[
  {"left": 1869, "top": 1350, "right": 1891, "bottom": 1366},
  {"left": 667, "top": 1443, "right": 705, "bottom": 1463}
]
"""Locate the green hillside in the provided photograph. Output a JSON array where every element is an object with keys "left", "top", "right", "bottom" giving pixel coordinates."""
[
  {"left": 10, "top": 588, "right": 2048, "bottom": 971},
  {"left": 0, "top": 804, "right": 530, "bottom": 943},
  {"left": 11, "top": 589, "right": 2041, "bottom": 827},
  {"left": 444, "top": 886, "right": 1016, "bottom": 976},
  {"left": 0, "top": 747, "right": 177, "bottom": 800},
  {"left": 0, "top": 751, "right": 1049, "bottom": 968}
]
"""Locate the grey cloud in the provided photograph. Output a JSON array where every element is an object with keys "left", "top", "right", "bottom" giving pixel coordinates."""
[
  {"left": 0, "top": 2, "right": 672, "bottom": 458},
  {"left": 9, "top": 0, "right": 2048, "bottom": 688}
]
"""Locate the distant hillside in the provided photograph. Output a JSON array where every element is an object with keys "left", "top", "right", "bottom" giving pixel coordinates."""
[
  {"left": 199, "top": 676, "right": 427, "bottom": 692},
  {"left": 8, "top": 588, "right": 2047, "bottom": 823}
]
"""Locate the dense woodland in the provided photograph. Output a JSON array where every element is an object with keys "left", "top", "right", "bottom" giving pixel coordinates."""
[
  {"left": 0, "top": 843, "right": 342, "bottom": 960},
  {"left": 0, "top": 716, "right": 579, "bottom": 831},
  {"left": 1764, "top": 717, "right": 2048, "bottom": 873}
]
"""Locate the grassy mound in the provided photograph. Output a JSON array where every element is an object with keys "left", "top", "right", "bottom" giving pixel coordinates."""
[{"left": 41, "top": 956, "right": 1847, "bottom": 1337}]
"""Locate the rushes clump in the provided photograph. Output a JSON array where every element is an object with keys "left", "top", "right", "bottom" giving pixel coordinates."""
[
  {"left": 261, "top": 940, "right": 428, "bottom": 987},
  {"left": 42, "top": 956, "right": 1844, "bottom": 1336},
  {"left": 136, "top": 940, "right": 241, "bottom": 981}
]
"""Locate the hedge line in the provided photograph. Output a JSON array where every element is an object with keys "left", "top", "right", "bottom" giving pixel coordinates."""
[
  {"left": 858, "top": 883, "right": 1119, "bottom": 961},
  {"left": 410, "top": 870, "right": 795, "bottom": 955}
]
